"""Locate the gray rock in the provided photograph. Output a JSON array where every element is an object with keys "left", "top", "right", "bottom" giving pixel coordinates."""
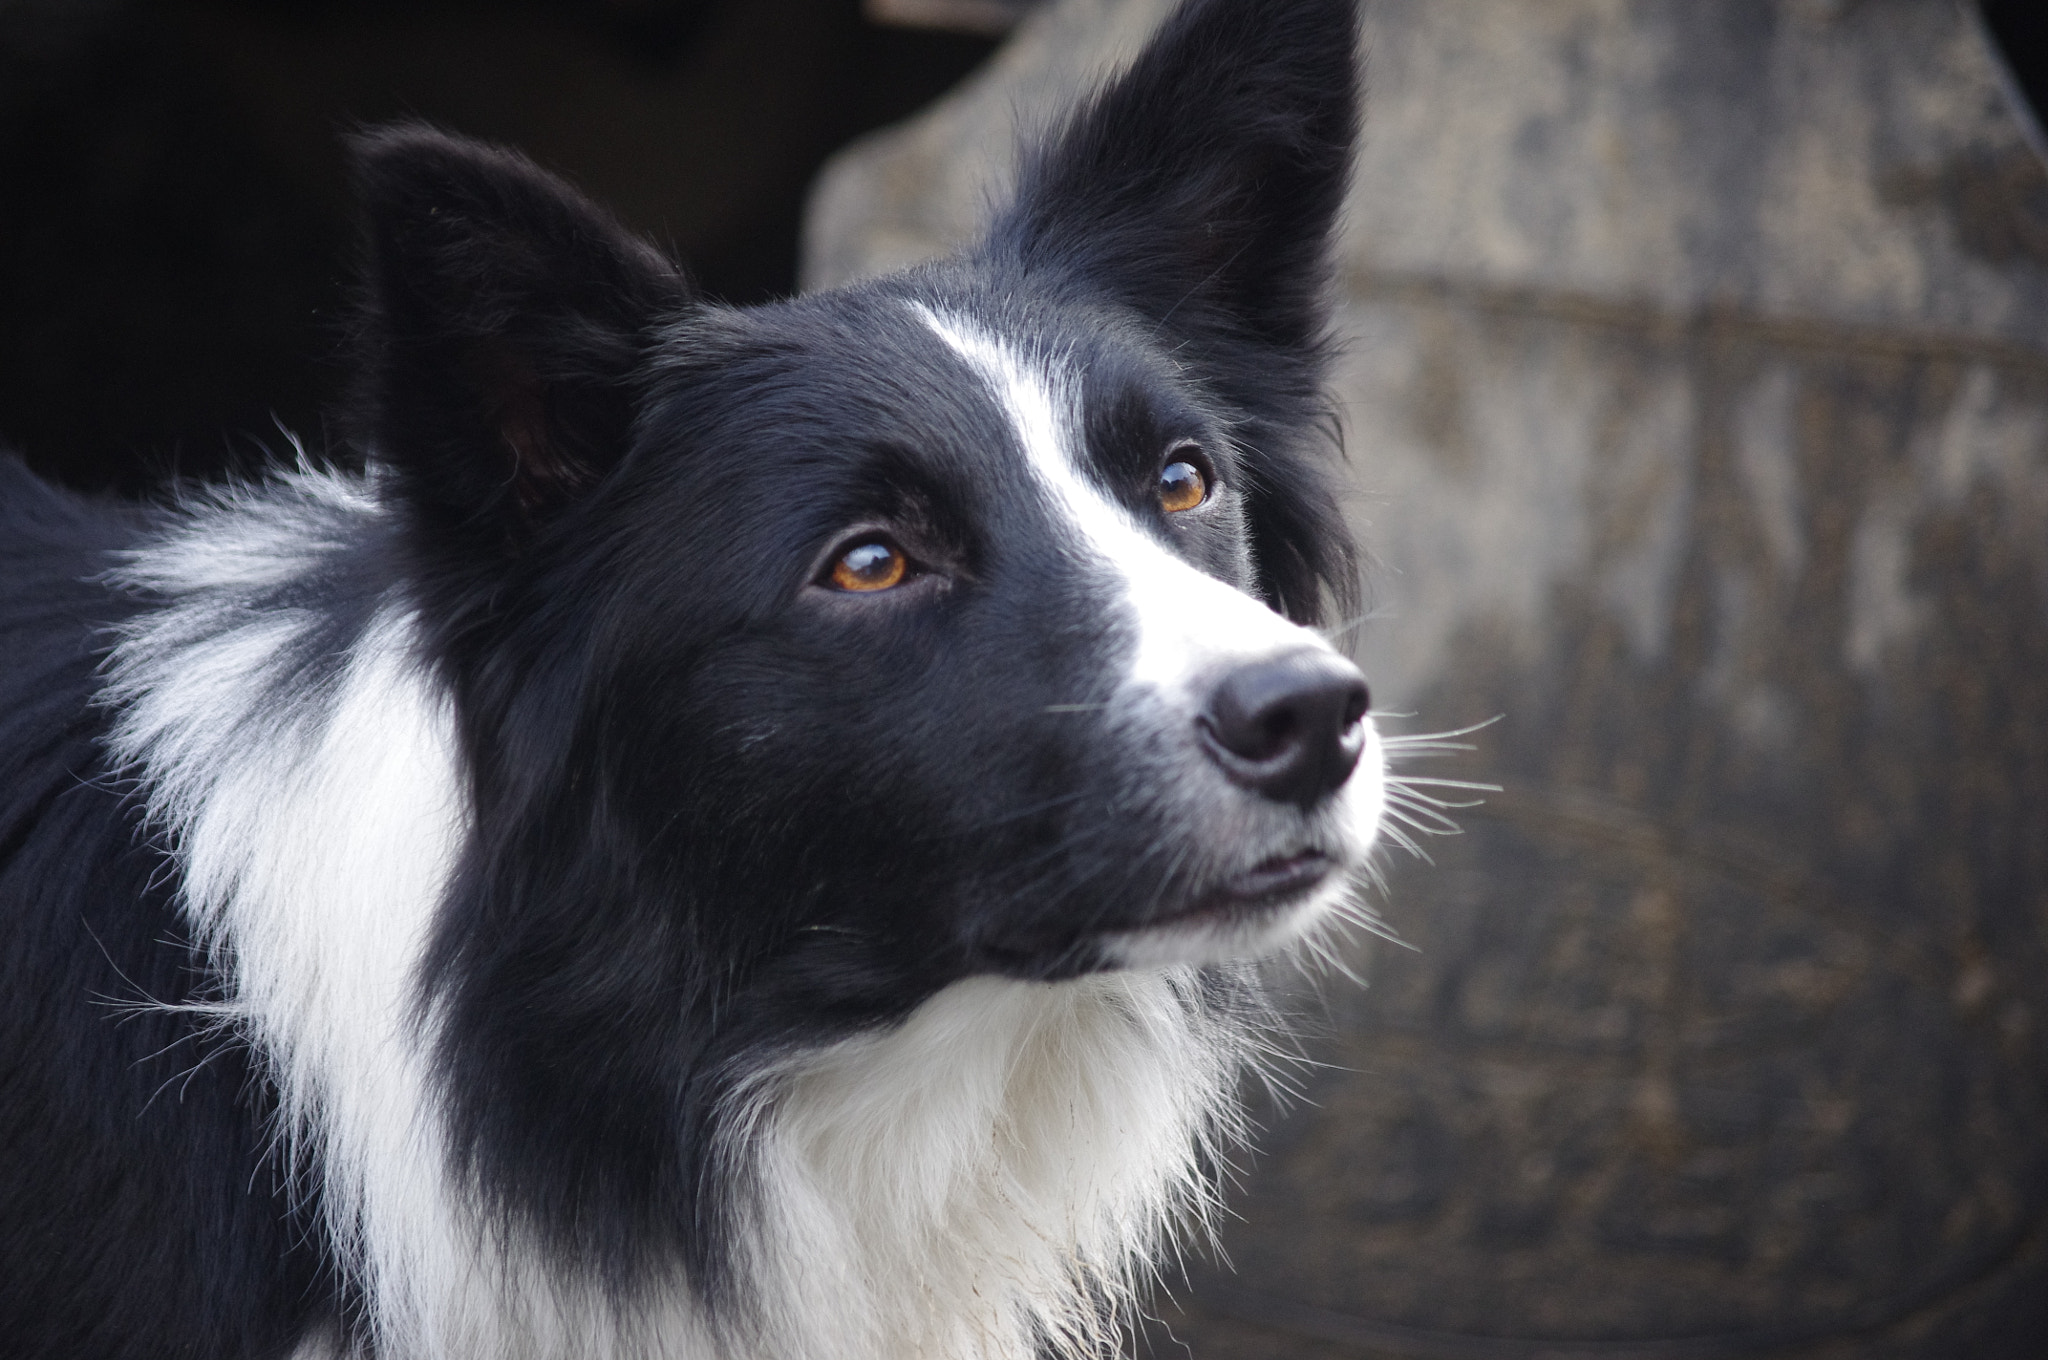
[{"left": 803, "top": 2, "right": 2048, "bottom": 1354}]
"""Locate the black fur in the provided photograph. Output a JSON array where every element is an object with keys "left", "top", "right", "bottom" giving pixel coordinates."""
[
  {"left": 0, "top": 0, "right": 1363, "bottom": 1353},
  {"left": 0, "top": 463, "right": 330, "bottom": 1358}
]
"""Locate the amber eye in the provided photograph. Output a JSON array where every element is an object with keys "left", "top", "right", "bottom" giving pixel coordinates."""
[
  {"left": 828, "top": 539, "right": 909, "bottom": 592},
  {"left": 1159, "top": 456, "right": 1208, "bottom": 513}
]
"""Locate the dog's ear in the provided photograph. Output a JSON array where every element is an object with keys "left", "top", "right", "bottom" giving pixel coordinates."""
[
  {"left": 349, "top": 125, "right": 691, "bottom": 550},
  {"left": 989, "top": 0, "right": 1358, "bottom": 359},
  {"left": 988, "top": 0, "right": 1362, "bottom": 626}
]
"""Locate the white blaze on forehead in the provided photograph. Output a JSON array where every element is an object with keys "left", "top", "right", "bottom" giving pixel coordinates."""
[{"left": 910, "top": 304, "right": 1328, "bottom": 697}]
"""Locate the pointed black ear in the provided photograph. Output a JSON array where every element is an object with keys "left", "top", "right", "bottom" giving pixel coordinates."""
[
  {"left": 349, "top": 125, "right": 691, "bottom": 551},
  {"left": 989, "top": 0, "right": 1359, "bottom": 355}
]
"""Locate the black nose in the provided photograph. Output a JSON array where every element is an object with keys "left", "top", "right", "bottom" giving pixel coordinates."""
[{"left": 1198, "top": 651, "right": 1371, "bottom": 809}]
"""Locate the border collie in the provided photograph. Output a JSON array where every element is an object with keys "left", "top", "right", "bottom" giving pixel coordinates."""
[{"left": 0, "top": 0, "right": 1384, "bottom": 1355}]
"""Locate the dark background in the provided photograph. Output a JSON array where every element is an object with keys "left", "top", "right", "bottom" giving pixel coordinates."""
[
  {"left": 0, "top": 0, "right": 997, "bottom": 495},
  {"left": 1983, "top": 0, "right": 2048, "bottom": 139}
]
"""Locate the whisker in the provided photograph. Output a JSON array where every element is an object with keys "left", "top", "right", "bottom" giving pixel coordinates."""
[
  {"left": 1299, "top": 928, "right": 1367, "bottom": 987},
  {"left": 1381, "top": 742, "right": 1477, "bottom": 760},
  {"left": 1385, "top": 786, "right": 1485, "bottom": 816},
  {"left": 1385, "top": 783, "right": 1468, "bottom": 809},
  {"left": 1312, "top": 607, "right": 1395, "bottom": 644},
  {"left": 1329, "top": 892, "right": 1416, "bottom": 950},
  {"left": 1376, "top": 822, "right": 1430, "bottom": 862},
  {"left": 1364, "top": 714, "right": 1496, "bottom": 868},
  {"left": 1385, "top": 802, "right": 1465, "bottom": 838},
  {"left": 1378, "top": 715, "right": 1502, "bottom": 747},
  {"left": 1390, "top": 795, "right": 1487, "bottom": 814},
  {"left": 1383, "top": 774, "right": 1499, "bottom": 793}
]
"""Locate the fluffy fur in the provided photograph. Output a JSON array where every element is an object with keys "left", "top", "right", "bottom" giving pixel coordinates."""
[{"left": 0, "top": 1, "right": 1381, "bottom": 1356}]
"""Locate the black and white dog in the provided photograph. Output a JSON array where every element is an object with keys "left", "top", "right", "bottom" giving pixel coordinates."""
[{"left": 0, "top": 0, "right": 1383, "bottom": 1355}]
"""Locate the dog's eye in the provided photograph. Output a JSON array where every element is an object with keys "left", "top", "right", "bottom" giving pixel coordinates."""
[
  {"left": 828, "top": 538, "right": 909, "bottom": 592},
  {"left": 1159, "top": 452, "right": 1210, "bottom": 513}
]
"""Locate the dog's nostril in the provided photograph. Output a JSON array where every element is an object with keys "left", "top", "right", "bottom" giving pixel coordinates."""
[
  {"left": 1199, "top": 651, "right": 1371, "bottom": 809},
  {"left": 1343, "top": 682, "right": 1371, "bottom": 729},
  {"left": 1258, "top": 708, "right": 1299, "bottom": 754}
]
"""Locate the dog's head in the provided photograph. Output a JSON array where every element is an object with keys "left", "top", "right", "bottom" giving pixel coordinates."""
[{"left": 350, "top": 0, "right": 1376, "bottom": 1023}]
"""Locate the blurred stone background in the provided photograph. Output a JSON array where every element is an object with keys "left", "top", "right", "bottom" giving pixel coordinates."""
[
  {"left": 6, "top": 0, "right": 2048, "bottom": 1356},
  {"left": 806, "top": 1, "right": 2048, "bottom": 1355}
]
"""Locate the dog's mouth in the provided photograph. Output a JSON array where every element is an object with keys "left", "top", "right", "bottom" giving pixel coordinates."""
[
  {"left": 972, "top": 846, "right": 1351, "bottom": 978},
  {"left": 1234, "top": 848, "right": 1338, "bottom": 901},
  {"left": 1088, "top": 847, "right": 1344, "bottom": 970},
  {"left": 1154, "top": 848, "right": 1337, "bottom": 930}
]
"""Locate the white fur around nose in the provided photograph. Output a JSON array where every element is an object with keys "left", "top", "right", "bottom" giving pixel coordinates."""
[{"left": 911, "top": 306, "right": 1331, "bottom": 702}]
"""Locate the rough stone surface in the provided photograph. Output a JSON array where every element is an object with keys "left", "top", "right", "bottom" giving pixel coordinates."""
[{"left": 803, "top": 2, "right": 2048, "bottom": 1355}]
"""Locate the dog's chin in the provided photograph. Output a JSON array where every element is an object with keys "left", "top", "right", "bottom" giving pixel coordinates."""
[{"left": 1100, "top": 850, "right": 1350, "bottom": 970}]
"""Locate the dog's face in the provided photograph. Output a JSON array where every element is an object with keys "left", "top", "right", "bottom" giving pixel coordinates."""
[
  {"left": 351, "top": 0, "right": 1369, "bottom": 1027},
  {"left": 560, "top": 284, "right": 1383, "bottom": 990}
]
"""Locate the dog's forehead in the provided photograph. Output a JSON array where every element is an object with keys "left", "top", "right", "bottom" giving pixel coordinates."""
[
  {"left": 677, "top": 286, "right": 1179, "bottom": 480},
  {"left": 647, "top": 297, "right": 962, "bottom": 485}
]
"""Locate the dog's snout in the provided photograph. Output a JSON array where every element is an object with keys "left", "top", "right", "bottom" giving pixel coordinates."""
[{"left": 1197, "top": 651, "right": 1370, "bottom": 809}]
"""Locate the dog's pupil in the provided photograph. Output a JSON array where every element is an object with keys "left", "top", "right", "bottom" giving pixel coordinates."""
[
  {"left": 833, "top": 541, "right": 906, "bottom": 591},
  {"left": 1160, "top": 460, "right": 1206, "bottom": 513}
]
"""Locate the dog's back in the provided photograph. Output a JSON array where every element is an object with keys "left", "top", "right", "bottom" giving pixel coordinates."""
[{"left": 0, "top": 460, "right": 326, "bottom": 1356}]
